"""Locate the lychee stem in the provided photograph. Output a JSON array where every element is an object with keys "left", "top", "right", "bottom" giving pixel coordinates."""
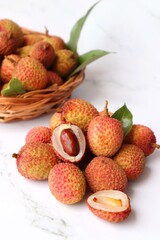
[
  {"left": 103, "top": 100, "right": 110, "bottom": 117},
  {"left": 12, "top": 153, "right": 18, "bottom": 159},
  {"left": 152, "top": 143, "right": 160, "bottom": 149}
]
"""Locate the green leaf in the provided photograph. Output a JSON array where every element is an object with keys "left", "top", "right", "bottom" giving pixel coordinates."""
[
  {"left": 111, "top": 104, "right": 133, "bottom": 136},
  {"left": 67, "top": 1, "right": 100, "bottom": 53},
  {"left": 1, "top": 78, "right": 27, "bottom": 96},
  {"left": 69, "top": 49, "right": 110, "bottom": 76}
]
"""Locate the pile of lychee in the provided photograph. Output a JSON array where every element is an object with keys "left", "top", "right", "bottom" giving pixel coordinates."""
[
  {"left": 0, "top": 18, "right": 78, "bottom": 95},
  {"left": 12, "top": 98, "right": 160, "bottom": 223}
]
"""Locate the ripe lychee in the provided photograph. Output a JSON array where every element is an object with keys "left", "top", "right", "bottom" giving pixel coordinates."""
[
  {"left": 87, "top": 115, "right": 124, "bottom": 157},
  {"left": 0, "top": 18, "right": 23, "bottom": 47},
  {"left": 25, "top": 126, "right": 52, "bottom": 144},
  {"left": 16, "top": 45, "right": 32, "bottom": 57},
  {"left": 0, "top": 54, "right": 21, "bottom": 83},
  {"left": 113, "top": 144, "right": 145, "bottom": 180},
  {"left": 87, "top": 190, "right": 131, "bottom": 222},
  {"left": 124, "top": 124, "right": 159, "bottom": 156},
  {"left": 23, "top": 33, "right": 43, "bottom": 46},
  {"left": 61, "top": 98, "right": 99, "bottom": 132},
  {"left": 43, "top": 35, "right": 66, "bottom": 51},
  {"left": 48, "top": 162, "right": 86, "bottom": 204},
  {"left": 51, "top": 123, "right": 86, "bottom": 163},
  {"left": 47, "top": 71, "right": 63, "bottom": 86},
  {"left": 12, "top": 142, "right": 58, "bottom": 180},
  {"left": 53, "top": 49, "right": 78, "bottom": 78},
  {"left": 85, "top": 156, "right": 128, "bottom": 192},
  {"left": 29, "top": 41, "right": 55, "bottom": 68},
  {"left": 12, "top": 56, "right": 48, "bottom": 91},
  {"left": 49, "top": 112, "right": 64, "bottom": 131},
  {"left": 0, "top": 31, "right": 18, "bottom": 56}
]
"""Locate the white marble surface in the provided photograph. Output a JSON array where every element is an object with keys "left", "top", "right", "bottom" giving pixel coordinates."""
[{"left": 1, "top": 0, "right": 160, "bottom": 239}]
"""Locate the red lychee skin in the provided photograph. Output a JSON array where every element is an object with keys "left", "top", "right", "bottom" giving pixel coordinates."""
[
  {"left": 85, "top": 156, "right": 128, "bottom": 192},
  {"left": 29, "top": 41, "right": 55, "bottom": 68},
  {"left": 47, "top": 71, "right": 63, "bottom": 86},
  {"left": 124, "top": 124, "right": 156, "bottom": 156},
  {"left": 87, "top": 116, "right": 124, "bottom": 157},
  {"left": 87, "top": 196, "right": 131, "bottom": 223},
  {"left": 0, "top": 54, "right": 21, "bottom": 83},
  {"left": 23, "top": 33, "right": 43, "bottom": 46},
  {"left": 0, "top": 19, "right": 24, "bottom": 47},
  {"left": 113, "top": 144, "right": 145, "bottom": 180},
  {"left": 48, "top": 162, "right": 86, "bottom": 204},
  {"left": 12, "top": 56, "right": 48, "bottom": 91},
  {"left": 61, "top": 98, "right": 99, "bottom": 133},
  {"left": 49, "top": 112, "right": 64, "bottom": 131},
  {"left": 14, "top": 142, "right": 58, "bottom": 180},
  {"left": 43, "top": 35, "right": 66, "bottom": 51},
  {"left": 25, "top": 126, "right": 52, "bottom": 144},
  {"left": 0, "top": 31, "right": 18, "bottom": 56}
]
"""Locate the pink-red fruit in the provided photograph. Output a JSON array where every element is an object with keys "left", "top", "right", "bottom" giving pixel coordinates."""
[
  {"left": 87, "top": 190, "right": 131, "bottom": 222},
  {"left": 25, "top": 126, "right": 52, "bottom": 144},
  {"left": 48, "top": 162, "right": 86, "bottom": 204},
  {"left": 85, "top": 156, "right": 128, "bottom": 192},
  {"left": 87, "top": 116, "right": 124, "bottom": 157}
]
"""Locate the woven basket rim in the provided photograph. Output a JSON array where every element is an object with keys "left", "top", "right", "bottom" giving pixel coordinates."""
[{"left": 0, "top": 69, "right": 85, "bottom": 123}]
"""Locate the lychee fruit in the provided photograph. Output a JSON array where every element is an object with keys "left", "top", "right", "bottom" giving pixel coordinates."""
[
  {"left": 0, "top": 31, "right": 18, "bottom": 56},
  {"left": 113, "top": 144, "right": 145, "bottom": 180},
  {"left": 51, "top": 123, "right": 86, "bottom": 163},
  {"left": 25, "top": 126, "right": 52, "bottom": 144},
  {"left": 29, "top": 41, "right": 55, "bottom": 68},
  {"left": 12, "top": 56, "right": 48, "bottom": 91},
  {"left": 87, "top": 115, "right": 124, "bottom": 157},
  {"left": 47, "top": 71, "right": 63, "bottom": 86},
  {"left": 61, "top": 98, "right": 99, "bottom": 132},
  {"left": 85, "top": 156, "right": 128, "bottom": 192},
  {"left": 49, "top": 112, "right": 64, "bottom": 131},
  {"left": 16, "top": 45, "right": 32, "bottom": 57},
  {"left": 43, "top": 35, "right": 66, "bottom": 51},
  {"left": 12, "top": 142, "right": 58, "bottom": 180},
  {"left": 53, "top": 49, "right": 78, "bottom": 78},
  {"left": 0, "top": 54, "right": 21, "bottom": 83},
  {"left": 124, "top": 124, "right": 159, "bottom": 156},
  {"left": 48, "top": 162, "right": 86, "bottom": 204},
  {"left": 0, "top": 18, "right": 23, "bottom": 47},
  {"left": 23, "top": 33, "right": 43, "bottom": 46},
  {"left": 87, "top": 190, "right": 131, "bottom": 223}
]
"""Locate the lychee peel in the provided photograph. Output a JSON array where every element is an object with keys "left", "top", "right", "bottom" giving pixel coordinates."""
[
  {"left": 48, "top": 162, "right": 86, "bottom": 204},
  {"left": 25, "top": 126, "right": 52, "bottom": 144}
]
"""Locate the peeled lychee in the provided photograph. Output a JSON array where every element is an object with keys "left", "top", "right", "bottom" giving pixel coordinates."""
[
  {"left": 53, "top": 49, "right": 78, "bottom": 78},
  {"left": 12, "top": 142, "right": 58, "bottom": 180},
  {"left": 29, "top": 41, "right": 55, "bottom": 68},
  {"left": 87, "top": 190, "right": 131, "bottom": 222},
  {"left": 48, "top": 162, "right": 86, "bottom": 204},
  {"left": 87, "top": 115, "right": 124, "bottom": 157},
  {"left": 0, "top": 54, "right": 21, "bottom": 83},
  {"left": 85, "top": 156, "right": 128, "bottom": 192},
  {"left": 12, "top": 56, "right": 48, "bottom": 91},
  {"left": 61, "top": 98, "right": 99, "bottom": 132},
  {"left": 113, "top": 144, "right": 145, "bottom": 180},
  {"left": 124, "top": 124, "right": 159, "bottom": 156},
  {"left": 25, "top": 126, "right": 52, "bottom": 144},
  {"left": 0, "top": 31, "right": 18, "bottom": 56},
  {"left": 51, "top": 123, "right": 86, "bottom": 163},
  {"left": 0, "top": 18, "right": 23, "bottom": 47}
]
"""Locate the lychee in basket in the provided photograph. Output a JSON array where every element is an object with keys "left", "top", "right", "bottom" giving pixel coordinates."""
[{"left": 0, "top": 2, "right": 109, "bottom": 123}]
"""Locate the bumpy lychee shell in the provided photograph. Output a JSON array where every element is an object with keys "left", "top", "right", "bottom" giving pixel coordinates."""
[
  {"left": 12, "top": 56, "right": 48, "bottom": 91},
  {"left": 25, "top": 126, "right": 52, "bottom": 144},
  {"left": 13, "top": 142, "right": 58, "bottom": 180},
  {"left": 124, "top": 124, "right": 156, "bottom": 156},
  {"left": 87, "top": 116, "right": 124, "bottom": 157},
  {"left": 53, "top": 49, "right": 78, "bottom": 78},
  {"left": 61, "top": 98, "right": 99, "bottom": 132},
  {"left": 23, "top": 33, "right": 43, "bottom": 46},
  {"left": 0, "top": 19, "right": 23, "bottom": 47},
  {"left": 0, "top": 54, "right": 21, "bottom": 83},
  {"left": 48, "top": 162, "right": 86, "bottom": 204},
  {"left": 29, "top": 41, "right": 55, "bottom": 68},
  {"left": 49, "top": 112, "right": 64, "bottom": 131},
  {"left": 85, "top": 156, "right": 128, "bottom": 192},
  {"left": 47, "top": 71, "right": 63, "bottom": 86},
  {"left": 113, "top": 144, "right": 145, "bottom": 180},
  {"left": 0, "top": 31, "right": 18, "bottom": 56},
  {"left": 16, "top": 45, "right": 32, "bottom": 57},
  {"left": 43, "top": 35, "right": 66, "bottom": 51},
  {"left": 87, "top": 190, "right": 131, "bottom": 223}
]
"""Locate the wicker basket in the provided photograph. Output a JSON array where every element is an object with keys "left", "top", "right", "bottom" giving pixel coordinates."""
[{"left": 0, "top": 69, "right": 85, "bottom": 123}]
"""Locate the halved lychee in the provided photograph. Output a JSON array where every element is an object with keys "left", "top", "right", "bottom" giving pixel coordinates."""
[
  {"left": 87, "top": 190, "right": 131, "bottom": 222},
  {"left": 51, "top": 123, "right": 86, "bottom": 163}
]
